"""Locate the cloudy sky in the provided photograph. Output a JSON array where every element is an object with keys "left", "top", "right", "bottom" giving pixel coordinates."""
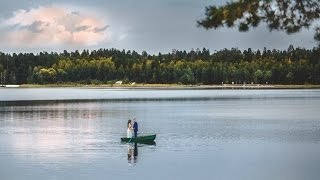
[{"left": 0, "top": 0, "right": 317, "bottom": 54}]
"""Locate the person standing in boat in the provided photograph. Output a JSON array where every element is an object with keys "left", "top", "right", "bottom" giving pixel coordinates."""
[
  {"left": 133, "top": 118, "right": 138, "bottom": 137},
  {"left": 127, "top": 119, "right": 133, "bottom": 138}
]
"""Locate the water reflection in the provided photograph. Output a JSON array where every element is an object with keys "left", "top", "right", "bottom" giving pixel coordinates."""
[
  {"left": 127, "top": 143, "right": 138, "bottom": 164},
  {"left": 0, "top": 102, "right": 118, "bottom": 164},
  {"left": 126, "top": 141, "right": 156, "bottom": 164}
]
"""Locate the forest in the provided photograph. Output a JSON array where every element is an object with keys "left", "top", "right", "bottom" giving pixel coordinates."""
[{"left": 0, "top": 45, "right": 320, "bottom": 85}]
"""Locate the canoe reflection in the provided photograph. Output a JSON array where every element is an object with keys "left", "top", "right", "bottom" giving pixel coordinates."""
[{"left": 127, "top": 141, "right": 156, "bottom": 164}]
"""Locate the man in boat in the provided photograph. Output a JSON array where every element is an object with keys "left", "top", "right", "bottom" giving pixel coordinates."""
[{"left": 133, "top": 118, "right": 138, "bottom": 138}]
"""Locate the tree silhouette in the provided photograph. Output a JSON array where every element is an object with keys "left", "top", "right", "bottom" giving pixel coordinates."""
[{"left": 198, "top": 0, "right": 320, "bottom": 45}]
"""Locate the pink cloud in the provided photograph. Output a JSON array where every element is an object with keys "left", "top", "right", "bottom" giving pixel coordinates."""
[{"left": 1, "top": 5, "right": 110, "bottom": 49}]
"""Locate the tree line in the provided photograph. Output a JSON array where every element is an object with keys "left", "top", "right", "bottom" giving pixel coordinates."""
[{"left": 0, "top": 45, "right": 320, "bottom": 85}]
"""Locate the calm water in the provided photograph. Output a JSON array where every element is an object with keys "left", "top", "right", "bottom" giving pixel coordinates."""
[{"left": 0, "top": 88, "right": 320, "bottom": 180}]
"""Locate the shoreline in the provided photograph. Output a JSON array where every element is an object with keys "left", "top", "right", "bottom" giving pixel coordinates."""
[{"left": 7, "top": 84, "right": 320, "bottom": 89}]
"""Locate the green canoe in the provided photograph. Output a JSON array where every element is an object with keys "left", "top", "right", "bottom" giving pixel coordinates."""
[{"left": 121, "top": 134, "right": 156, "bottom": 143}]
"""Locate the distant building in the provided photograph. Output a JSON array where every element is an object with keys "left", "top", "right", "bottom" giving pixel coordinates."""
[
  {"left": 5, "top": 85, "right": 20, "bottom": 88},
  {"left": 115, "top": 81, "right": 122, "bottom": 85}
]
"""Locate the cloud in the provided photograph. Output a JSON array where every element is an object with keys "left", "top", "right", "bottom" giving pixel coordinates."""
[
  {"left": 94, "top": 25, "right": 109, "bottom": 33},
  {"left": 0, "top": 5, "right": 110, "bottom": 49},
  {"left": 23, "top": 21, "right": 47, "bottom": 33}
]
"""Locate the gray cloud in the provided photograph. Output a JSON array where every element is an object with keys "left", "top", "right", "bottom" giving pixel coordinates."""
[
  {"left": 71, "top": 11, "right": 80, "bottom": 15},
  {"left": 75, "top": 25, "right": 91, "bottom": 32},
  {"left": 94, "top": 25, "right": 109, "bottom": 33},
  {"left": 24, "top": 21, "right": 48, "bottom": 33}
]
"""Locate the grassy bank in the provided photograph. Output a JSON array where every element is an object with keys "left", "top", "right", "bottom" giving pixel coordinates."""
[{"left": 17, "top": 83, "right": 320, "bottom": 89}]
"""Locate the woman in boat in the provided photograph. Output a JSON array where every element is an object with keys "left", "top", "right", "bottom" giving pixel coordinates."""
[{"left": 127, "top": 119, "right": 133, "bottom": 138}]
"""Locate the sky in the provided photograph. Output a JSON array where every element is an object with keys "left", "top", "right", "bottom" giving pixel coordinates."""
[{"left": 0, "top": 0, "right": 317, "bottom": 54}]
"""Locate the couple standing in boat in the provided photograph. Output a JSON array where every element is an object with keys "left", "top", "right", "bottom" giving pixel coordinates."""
[{"left": 127, "top": 118, "right": 138, "bottom": 138}]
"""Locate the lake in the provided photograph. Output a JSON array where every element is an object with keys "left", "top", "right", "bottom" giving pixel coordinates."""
[{"left": 0, "top": 88, "right": 320, "bottom": 180}]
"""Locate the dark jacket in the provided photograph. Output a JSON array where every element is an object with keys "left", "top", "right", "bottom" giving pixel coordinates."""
[{"left": 133, "top": 122, "right": 138, "bottom": 133}]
